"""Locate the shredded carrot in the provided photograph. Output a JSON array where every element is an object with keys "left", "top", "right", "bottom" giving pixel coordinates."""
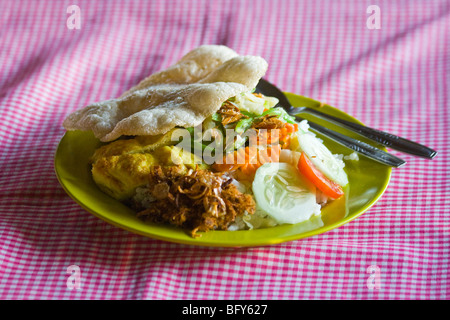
[
  {"left": 212, "top": 145, "right": 281, "bottom": 177},
  {"left": 261, "top": 122, "right": 297, "bottom": 149},
  {"left": 212, "top": 122, "right": 297, "bottom": 177}
]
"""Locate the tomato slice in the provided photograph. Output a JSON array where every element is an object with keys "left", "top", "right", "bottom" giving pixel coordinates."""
[{"left": 297, "top": 152, "right": 344, "bottom": 199}]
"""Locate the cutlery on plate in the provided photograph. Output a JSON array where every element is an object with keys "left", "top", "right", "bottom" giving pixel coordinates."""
[{"left": 255, "top": 78, "right": 437, "bottom": 167}]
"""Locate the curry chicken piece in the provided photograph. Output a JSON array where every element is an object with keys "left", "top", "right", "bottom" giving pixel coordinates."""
[
  {"left": 133, "top": 166, "right": 256, "bottom": 237},
  {"left": 90, "top": 131, "right": 205, "bottom": 201}
]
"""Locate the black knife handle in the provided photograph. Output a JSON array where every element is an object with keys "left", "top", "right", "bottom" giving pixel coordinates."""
[
  {"left": 300, "top": 108, "right": 437, "bottom": 159},
  {"left": 303, "top": 118, "right": 407, "bottom": 168}
]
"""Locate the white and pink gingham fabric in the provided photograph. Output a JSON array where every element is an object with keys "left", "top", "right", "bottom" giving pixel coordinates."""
[{"left": 0, "top": 0, "right": 449, "bottom": 300}]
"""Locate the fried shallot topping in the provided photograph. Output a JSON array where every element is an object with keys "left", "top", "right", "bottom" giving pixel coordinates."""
[
  {"left": 252, "top": 114, "right": 286, "bottom": 130},
  {"left": 217, "top": 101, "right": 247, "bottom": 125},
  {"left": 133, "top": 166, "right": 255, "bottom": 237}
]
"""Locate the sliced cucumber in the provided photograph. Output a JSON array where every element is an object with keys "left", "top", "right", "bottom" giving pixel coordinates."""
[
  {"left": 279, "top": 149, "right": 301, "bottom": 167},
  {"left": 252, "top": 163, "right": 321, "bottom": 224},
  {"left": 297, "top": 133, "right": 348, "bottom": 186}
]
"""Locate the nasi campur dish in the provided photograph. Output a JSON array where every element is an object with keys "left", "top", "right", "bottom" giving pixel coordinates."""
[{"left": 63, "top": 45, "right": 351, "bottom": 237}]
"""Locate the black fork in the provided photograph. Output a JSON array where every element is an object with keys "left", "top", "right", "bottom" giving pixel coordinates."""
[{"left": 255, "top": 78, "right": 437, "bottom": 167}]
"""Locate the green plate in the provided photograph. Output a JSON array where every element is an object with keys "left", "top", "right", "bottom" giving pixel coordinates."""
[{"left": 54, "top": 93, "right": 391, "bottom": 247}]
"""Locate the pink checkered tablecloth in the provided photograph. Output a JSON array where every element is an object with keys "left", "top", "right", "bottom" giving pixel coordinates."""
[{"left": 0, "top": 0, "right": 449, "bottom": 300}]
